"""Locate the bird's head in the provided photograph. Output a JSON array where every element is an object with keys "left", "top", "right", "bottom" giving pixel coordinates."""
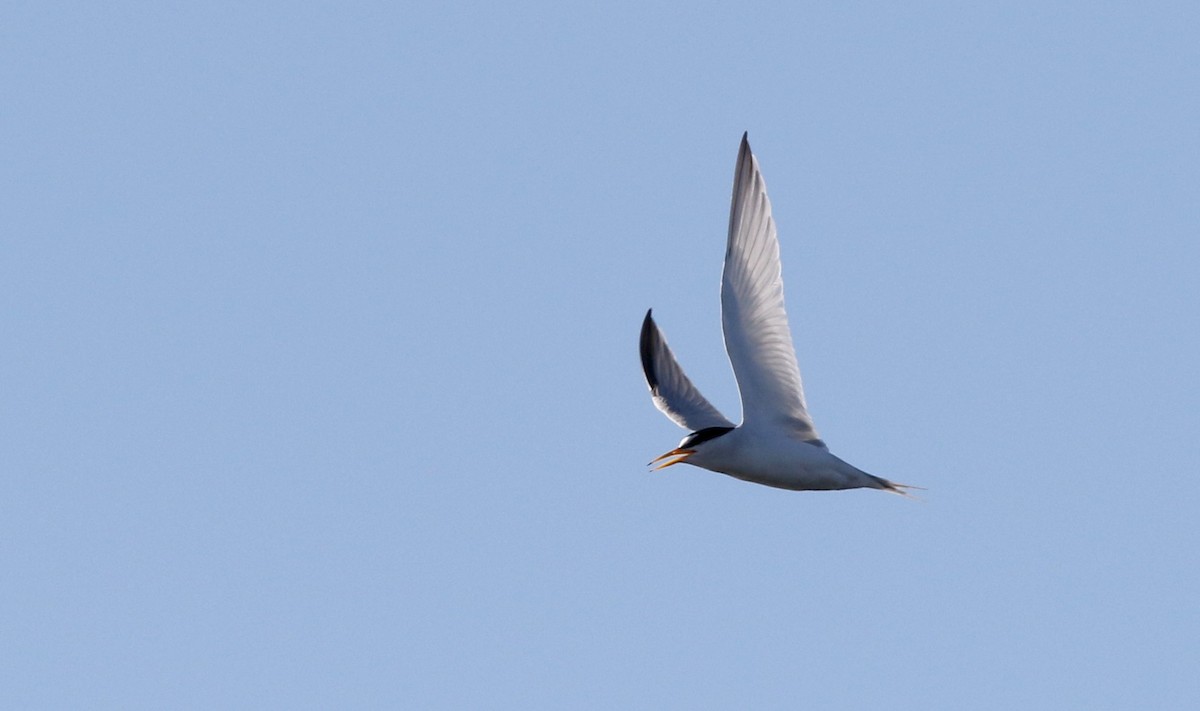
[{"left": 648, "top": 425, "right": 735, "bottom": 471}]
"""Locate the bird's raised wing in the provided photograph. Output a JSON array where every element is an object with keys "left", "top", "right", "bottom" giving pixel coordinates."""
[
  {"left": 720, "top": 134, "right": 820, "bottom": 439},
  {"left": 640, "top": 309, "right": 734, "bottom": 431}
]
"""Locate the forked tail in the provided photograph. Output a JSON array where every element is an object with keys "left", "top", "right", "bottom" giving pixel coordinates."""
[{"left": 871, "top": 475, "right": 925, "bottom": 499}]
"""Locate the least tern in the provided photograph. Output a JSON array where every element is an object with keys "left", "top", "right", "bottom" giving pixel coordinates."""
[{"left": 640, "top": 134, "right": 917, "bottom": 495}]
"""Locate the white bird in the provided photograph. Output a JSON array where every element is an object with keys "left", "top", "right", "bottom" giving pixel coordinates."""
[{"left": 640, "top": 133, "right": 917, "bottom": 495}]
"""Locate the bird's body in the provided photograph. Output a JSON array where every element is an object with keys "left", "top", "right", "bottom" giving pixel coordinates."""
[
  {"left": 640, "top": 134, "right": 916, "bottom": 496},
  {"left": 678, "top": 426, "right": 896, "bottom": 492}
]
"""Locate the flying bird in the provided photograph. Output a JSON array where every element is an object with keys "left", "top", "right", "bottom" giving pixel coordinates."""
[{"left": 640, "top": 133, "right": 917, "bottom": 495}]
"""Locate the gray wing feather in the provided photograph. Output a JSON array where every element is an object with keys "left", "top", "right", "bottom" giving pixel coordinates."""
[
  {"left": 640, "top": 310, "right": 734, "bottom": 431},
  {"left": 720, "top": 134, "right": 820, "bottom": 438}
]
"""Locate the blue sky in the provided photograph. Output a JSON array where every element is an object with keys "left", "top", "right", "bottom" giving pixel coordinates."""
[{"left": 3, "top": 1, "right": 1198, "bottom": 708}]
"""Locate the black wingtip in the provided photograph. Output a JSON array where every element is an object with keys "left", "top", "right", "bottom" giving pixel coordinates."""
[
  {"left": 736, "top": 132, "right": 754, "bottom": 169},
  {"left": 639, "top": 309, "right": 659, "bottom": 390}
]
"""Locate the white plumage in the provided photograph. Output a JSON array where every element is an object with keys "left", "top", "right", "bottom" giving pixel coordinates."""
[{"left": 640, "top": 134, "right": 917, "bottom": 495}]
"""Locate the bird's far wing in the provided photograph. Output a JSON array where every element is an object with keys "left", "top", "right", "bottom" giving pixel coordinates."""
[
  {"left": 640, "top": 310, "right": 735, "bottom": 431},
  {"left": 720, "top": 134, "right": 820, "bottom": 439}
]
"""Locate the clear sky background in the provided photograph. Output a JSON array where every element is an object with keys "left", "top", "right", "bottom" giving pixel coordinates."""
[{"left": 3, "top": 1, "right": 1198, "bottom": 708}]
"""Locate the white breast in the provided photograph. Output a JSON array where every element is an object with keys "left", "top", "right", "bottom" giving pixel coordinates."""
[{"left": 686, "top": 426, "right": 880, "bottom": 491}]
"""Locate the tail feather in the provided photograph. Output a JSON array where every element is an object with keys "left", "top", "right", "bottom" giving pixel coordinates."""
[{"left": 870, "top": 475, "right": 925, "bottom": 499}]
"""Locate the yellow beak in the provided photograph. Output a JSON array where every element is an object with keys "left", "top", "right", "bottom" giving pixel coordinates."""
[{"left": 648, "top": 448, "right": 695, "bottom": 471}]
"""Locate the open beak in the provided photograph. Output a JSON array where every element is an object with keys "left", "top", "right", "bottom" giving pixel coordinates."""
[{"left": 648, "top": 448, "right": 695, "bottom": 471}]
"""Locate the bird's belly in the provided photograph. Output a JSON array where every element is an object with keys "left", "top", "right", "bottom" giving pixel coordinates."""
[
  {"left": 717, "top": 464, "right": 852, "bottom": 491},
  {"left": 695, "top": 437, "right": 869, "bottom": 491}
]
